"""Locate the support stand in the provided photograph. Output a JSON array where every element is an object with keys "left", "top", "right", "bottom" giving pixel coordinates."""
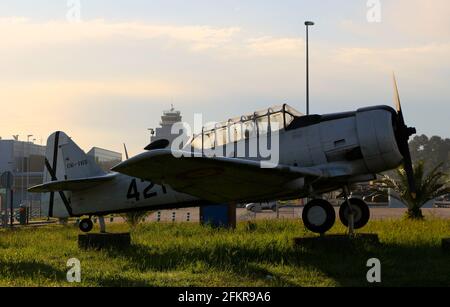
[
  {"left": 99, "top": 216, "right": 106, "bottom": 233},
  {"left": 343, "top": 186, "right": 355, "bottom": 237},
  {"left": 443, "top": 238, "right": 450, "bottom": 252},
  {"left": 79, "top": 233, "right": 131, "bottom": 250},
  {"left": 294, "top": 233, "right": 380, "bottom": 250}
]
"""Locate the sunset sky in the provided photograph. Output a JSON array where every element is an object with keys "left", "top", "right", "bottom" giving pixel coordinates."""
[{"left": 0, "top": 0, "right": 449, "bottom": 156}]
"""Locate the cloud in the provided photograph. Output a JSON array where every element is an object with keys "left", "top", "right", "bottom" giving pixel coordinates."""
[
  {"left": 0, "top": 78, "right": 195, "bottom": 134},
  {"left": 0, "top": 79, "right": 194, "bottom": 102},
  {"left": 332, "top": 43, "right": 450, "bottom": 83},
  {"left": 0, "top": 17, "right": 308, "bottom": 58},
  {"left": 0, "top": 78, "right": 197, "bottom": 154},
  {"left": 385, "top": 0, "right": 450, "bottom": 40},
  {"left": 0, "top": 17, "right": 241, "bottom": 51},
  {"left": 0, "top": 14, "right": 448, "bottom": 154},
  {"left": 339, "top": 0, "right": 450, "bottom": 43},
  {"left": 245, "top": 36, "right": 304, "bottom": 57}
]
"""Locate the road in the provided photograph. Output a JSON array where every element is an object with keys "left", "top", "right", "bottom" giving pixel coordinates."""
[
  {"left": 142, "top": 207, "right": 450, "bottom": 223},
  {"left": 4, "top": 207, "right": 448, "bottom": 228}
]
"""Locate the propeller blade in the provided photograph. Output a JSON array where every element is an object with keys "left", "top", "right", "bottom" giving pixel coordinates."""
[
  {"left": 392, "top": 73, "right": 417, "bottom": 198},
  {"left": 393, "top": 73, "right": 402, "bottom": 113},
  {"left": 402, "top": 143, "right": 417, "bottom": 199},
  {"left": 123, "top": 143, "right": 129, "bottom": 160}
]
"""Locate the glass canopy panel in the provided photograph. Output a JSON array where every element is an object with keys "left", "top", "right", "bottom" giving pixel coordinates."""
[
  {"left": 257, "top": 116, "right": 269, "bottom": 136},
  {"left": 229, "top": 123, "right": 242, "bottom": 143},
  {"left": 216, "top": 127, "right": 228, "bottom": 147},
  {"left": 270, "top": 112, "right": 284, "bottom": 132},
  {"left": 243, "top": 121, "right": 257, "bottom": 139},
  {"left": 191, "top": 135, "right": 202, "bottom": 149},
  {"left": 284, "top": 104, "right": 303, "bottom": 117},
  {"left": 189, "top": 104, "right": 303, "bottom": 149},
  {"left": 203, "top": 131, "right": 215, "bottom": 149}
]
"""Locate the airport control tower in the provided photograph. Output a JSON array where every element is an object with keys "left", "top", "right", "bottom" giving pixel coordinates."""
[{"left": 150, "top": 105, "right": 183, "bottom": 145}]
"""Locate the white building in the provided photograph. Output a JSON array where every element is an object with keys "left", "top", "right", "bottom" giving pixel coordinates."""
[
  {"left": 0, "top": 138, "right": 122, "bottom": 209},
  {"left": 0, "top": 138, "right": 46, "bottom": 207},
  {"left": 87, "top": 147, "right": 122, "bottom": 172}
]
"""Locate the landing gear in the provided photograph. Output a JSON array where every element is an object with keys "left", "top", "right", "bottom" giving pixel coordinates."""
[
  {"left": 302, "top": 199, "right": 336, "bottom": 234},
  {"left": 98, "top": 216, "right": 106, "bottom": 233},
  {"left": 79, "top": 218, "right": 94, "bottom": 233},
  {"left": 339, "top": 198, "right": 370, "bottom": 230}
]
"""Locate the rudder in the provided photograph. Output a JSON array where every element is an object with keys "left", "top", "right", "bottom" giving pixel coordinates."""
[{"left": 41, "top": 131, "right": 106, "bottom": 218}]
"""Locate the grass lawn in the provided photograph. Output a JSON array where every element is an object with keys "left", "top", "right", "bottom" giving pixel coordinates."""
[{"left": 0, "top": 218, "right": 449, "bottom": 287}]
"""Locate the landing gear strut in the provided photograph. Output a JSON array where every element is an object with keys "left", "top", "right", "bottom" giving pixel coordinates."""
[
  {"left": 98, "top": 216, "right": 106, "bottom": 233},
  {"left": 302, "top": 199, "right": 336, "bottom": 234},
  {"left": 339, "top": 198, "right": 370, "bottom": 230},
  {"left": 340, "top": 187, "right": 371, "bottom": 236},
  {"left": 342, "top": 186, "right": 355, "bottom": 236}
]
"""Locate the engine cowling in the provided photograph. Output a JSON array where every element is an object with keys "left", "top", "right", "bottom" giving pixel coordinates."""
[{"left": 355, "top": 106, "right": 403, "bottom": 174}]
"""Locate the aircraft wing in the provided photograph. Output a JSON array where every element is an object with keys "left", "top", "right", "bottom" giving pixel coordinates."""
[
  {"left": 112, "top": 149, "right": 326, "bottom": 203},
  {"left": 29, "top": 173, "right": 117, "bottom": 193}
]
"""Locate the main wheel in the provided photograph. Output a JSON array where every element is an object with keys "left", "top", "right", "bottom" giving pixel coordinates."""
[
  {"left": 339, "top": 198, "right": 370, "bottom": 229},
  {"left": 302, "top": 199, "right": 336, "bottom": 234},
  {"left": 79, "top": 218, "right": 94, "bottom": 233}
]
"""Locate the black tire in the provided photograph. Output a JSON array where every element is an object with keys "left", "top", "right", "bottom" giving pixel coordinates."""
[
  {"left": 302, "top": 199, "right": 336, "bottom": 234},
  {"left": 339, "top": 198, "right": 371, "bottom": 229},
  {"left": 79, "top": 218, "right": 94, "bottom": 233}
]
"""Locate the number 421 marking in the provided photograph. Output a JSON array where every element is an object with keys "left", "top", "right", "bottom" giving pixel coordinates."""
[{"left": 127, "top": 179, "right": 167, "bottom": 201}]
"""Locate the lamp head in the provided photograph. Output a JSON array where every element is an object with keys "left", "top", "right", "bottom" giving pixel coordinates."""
[{"left": 305, "top": 21, "right": 315, "bottom": 26}]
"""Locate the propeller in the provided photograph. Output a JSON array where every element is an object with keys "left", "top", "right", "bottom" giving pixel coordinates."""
[
  {"left": 123, "top": 143, "right": 130, "bottom": 160},
  {"left": 392, "top": 74, "right": 417, "bottom": 198}
]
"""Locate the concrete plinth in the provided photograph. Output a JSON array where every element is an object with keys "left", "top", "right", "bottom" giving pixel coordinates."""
[
  {"left": 78, "top": 233, "right": 131, "bottom": 250},
  {"left": 443, "top": 238, "right": 450, "bottom": 252},
  {"left": 294, "top": 233, "right": 380, "bottom": 250}
]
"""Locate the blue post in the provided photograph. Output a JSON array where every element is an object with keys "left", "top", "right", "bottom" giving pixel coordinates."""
[{"left": 200, "top": 204, "right": 236, "bottom": 229}]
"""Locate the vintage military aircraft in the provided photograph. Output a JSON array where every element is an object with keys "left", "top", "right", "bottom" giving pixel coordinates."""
[{"left": 30, "top": 76, "right": 416, "bottom": 234}]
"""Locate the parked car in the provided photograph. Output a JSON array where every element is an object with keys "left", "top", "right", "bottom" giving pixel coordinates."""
[
  {"left": 436, "top": 195, "right": 450, "bottom": 202},
  {"left": 363, "top": 192, "right": 388, "bottom": 203},
  {"left": 246, "top": 202, "right": 278, "bottom": 212}
]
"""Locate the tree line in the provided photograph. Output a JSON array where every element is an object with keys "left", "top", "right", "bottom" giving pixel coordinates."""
[{"left": 409, "top": 135, "right": 450, "bottom": 173}]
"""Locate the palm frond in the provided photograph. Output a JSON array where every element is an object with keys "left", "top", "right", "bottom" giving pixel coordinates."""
[{"left": 376, "top": 160, "right": 450, "bottom": 213}]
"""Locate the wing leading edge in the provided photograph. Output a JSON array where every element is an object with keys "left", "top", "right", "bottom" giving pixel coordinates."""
[
  {"left": 112, "top": 149, "right": 327, "bottom": 203},
  {"left": 29, "top": 173, "right": 117, "bottom": 193}
]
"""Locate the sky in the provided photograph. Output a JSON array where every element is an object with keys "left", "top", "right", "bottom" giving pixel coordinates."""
[{"left": 0, "top": 0, "right": 449, "bottom": 156}]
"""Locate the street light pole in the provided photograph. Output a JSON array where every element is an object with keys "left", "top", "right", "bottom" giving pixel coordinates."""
[
  {"left": 305, "top": 21, "right": 314, "bottom": 115},
  {"left": 303, "top": 21, "right": 314, "bottom": 208}
]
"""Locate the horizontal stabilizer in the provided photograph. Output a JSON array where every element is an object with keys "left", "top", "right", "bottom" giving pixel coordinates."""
[{"left": 29, "top": 173, "right": 117, "bottom": 193}]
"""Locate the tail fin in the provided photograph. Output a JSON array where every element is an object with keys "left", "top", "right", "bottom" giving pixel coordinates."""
[
  {"left": 41, "top": 131, "right": 106, "bottom": 218},
  {"left": 45, "top": 131, "right": 106, "bottom": 181}
]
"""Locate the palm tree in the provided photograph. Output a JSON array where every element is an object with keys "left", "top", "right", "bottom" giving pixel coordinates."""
[{"left": 379, "top": 161, "right": 450, "bottom": 219}]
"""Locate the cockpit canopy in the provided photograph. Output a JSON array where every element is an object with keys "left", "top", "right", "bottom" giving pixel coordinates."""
[{"left": 191, "top": 104, "right": 303, "bottom": 150}]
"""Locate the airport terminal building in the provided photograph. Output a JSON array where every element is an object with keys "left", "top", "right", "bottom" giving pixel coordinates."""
[
  {"left": 87, "top": 147, "right": 122, "bottom": 172},
  {"left": 0, "top": 138, "right": 46, "bottom": 207},
  {"left": 0, "top": 137, "right": 121, "bottom": 211}
]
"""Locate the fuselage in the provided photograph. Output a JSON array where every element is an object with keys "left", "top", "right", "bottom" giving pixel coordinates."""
[{"left": 50, "top": 173, "right": 199, "bottom": 217}]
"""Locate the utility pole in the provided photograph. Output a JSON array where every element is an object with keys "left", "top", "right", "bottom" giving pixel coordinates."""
[{"left": 27, "top": 135, "right": 33, "bottom": 222}]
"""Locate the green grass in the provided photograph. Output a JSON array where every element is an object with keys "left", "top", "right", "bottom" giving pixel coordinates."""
[{"left": 0, "top": 219, "right": 449, "bottom": 287}]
